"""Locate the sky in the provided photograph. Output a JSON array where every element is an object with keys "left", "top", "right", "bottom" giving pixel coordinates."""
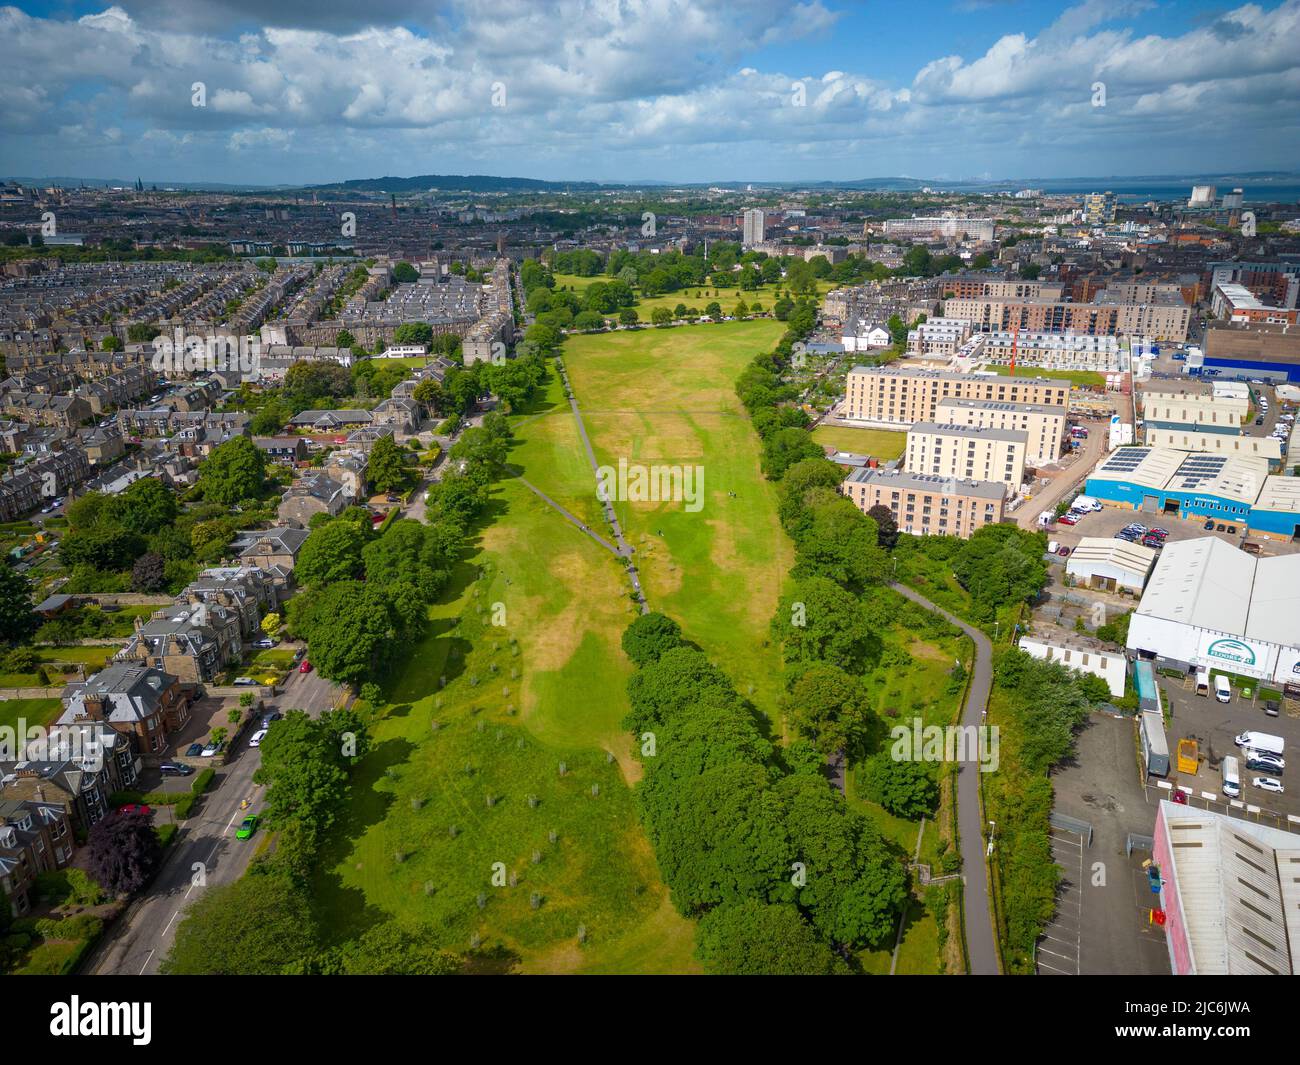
[{"left": 2, "top": 0, "right": 1299, "bottom": 186}]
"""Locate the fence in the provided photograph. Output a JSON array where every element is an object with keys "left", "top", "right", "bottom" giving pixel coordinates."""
[{"left": 1049, "top": 811, "right": 1094, "bottom": 847}]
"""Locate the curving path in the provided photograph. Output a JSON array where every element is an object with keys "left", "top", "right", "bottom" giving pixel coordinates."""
[{"left": 890, "top": 582, "right": 1000, "bottom": 976}]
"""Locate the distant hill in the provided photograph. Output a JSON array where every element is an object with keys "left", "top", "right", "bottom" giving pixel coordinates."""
[{"left": 301, "top": 173, "right": 621, "bottom": 194}]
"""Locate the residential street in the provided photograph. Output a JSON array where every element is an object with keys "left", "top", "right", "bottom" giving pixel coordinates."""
[{"left": 84, "top": 664, "right": 343, "bottom": 975}]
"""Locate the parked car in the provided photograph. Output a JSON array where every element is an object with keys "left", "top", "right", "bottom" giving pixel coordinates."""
[
  {"left": 1056, "top": 545, "right": 1070, "bottom": 557},
  {"left": 248, "top": 728, "right": 268, "bottom": 748},
  {"left": 201, "top": 741, "right": 223, "bottom": 757},
  {"left": 1148, "top": 528, "right": 1169, "bottom": 541},
  {"left": 159, "top": 762, "right": 194, "bottom": 776},
  {"left": 184, "top": 743, "right": 205, "bottom": 757},
  {"left": 1058, "top": 513, "right": 1080, "bottom": 526},
  {"left": 252, "top": 638, "right": 277, "bottom": 649},
  {"left": 1256, "top": 416, "right": 1265, "bottom": 426},
  {"left": 117, "top": 803, "right": 152, "bottom": 816},
  {"left": 1251, "top": 776, "right": 1285, "bottom": 794},
  {"left": 1204, "top": 519, "right": 1215, "bottom": 530},
  {"left": 234, "top": 676, "right": 258, "bottom": 686},
  {"left": 236, "top": 815, "right": 259, "bottom": 840},
  {"left": 261, "top": 711, "right": 283, "bottom": 728},
  {"left": 1246, "top": 754, "right": 1285, "bottom": 774},
  {"left": 1171, "top": 789, "right": 1188, "bottom": 805},
  {"left": 299, "top": 659, "right": 313, "bottom": 673},
  {"left": 385, "top": 494, "right": 401, "bottom": 503},
  {"left": 1142, "top": 533, "right": 1164, "bottom": 548}
]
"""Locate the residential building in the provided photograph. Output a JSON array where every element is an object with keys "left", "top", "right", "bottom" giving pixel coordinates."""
[
  {"left": 905, "top": 422, "right": 1027, "bottom": 493},
  {"left": 841, "top": 467, "right": 1004, "bottom": 538},
  {"left": 842, "top": 365, "right": 1068, "bottom": 427},
  {"left": 935, "top": 397, "right": 1065, "bottom": 465}
]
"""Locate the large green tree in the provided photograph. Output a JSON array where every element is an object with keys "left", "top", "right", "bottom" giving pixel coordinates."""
[
  {"left": 696, "top": 900, "right": 842, "bottom": 975},
  {"left": 0, "top": 562, "right": 36, "bottom": 643},
  {"left": 197, "top": 436, "right": 267, "bottom": 506},
  {"left": 162, "top": 875, "right": 317, "bottom": 975}
]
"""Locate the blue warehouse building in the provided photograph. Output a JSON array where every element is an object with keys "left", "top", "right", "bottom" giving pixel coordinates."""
[{"left": 1086, "top": 446, "right": 1300, "bottom": 541}]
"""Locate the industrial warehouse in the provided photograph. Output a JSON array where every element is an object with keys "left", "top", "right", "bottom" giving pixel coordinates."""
[
  {"left": 1126, "top": 538, "right": 1300, "bottom": 687},
  {"left": 1084, "top": 446, "right": 1300, "bottom": 539}
]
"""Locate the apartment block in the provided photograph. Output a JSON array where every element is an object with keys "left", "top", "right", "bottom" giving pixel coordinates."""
[
  {"left": 905, "top": 317, "right": 973, "bottom": 356},
  {"left": 976, "top": 330, "right": 1122, "bottom": 372},
  {"left": 842, "top": 365, "right": 1069, "bottom": 426},
  {"left": 935, "top": 397, "right": 1065, "bottom": 465},
  {"left": 906, "top": 422, "right": 1027, "bottom": 493},
  {"left": 841, "top": 467, "right": 1005, "bottom": 538},
  {"left": 943, "top": 293, "right": 1190, "bottom": 341}
]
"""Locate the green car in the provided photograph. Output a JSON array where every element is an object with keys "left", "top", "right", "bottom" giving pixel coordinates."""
[{"left": 236, "top": 814, "right": 259, "bottom": 840}]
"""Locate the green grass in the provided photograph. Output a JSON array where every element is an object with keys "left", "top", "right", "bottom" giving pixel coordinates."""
[
  {"left": 811, "top": 424, "right": 906, "bottom": 460},
  {"left": 561, "top": 319, "right": 794, "bottom": 730},
  {"left": 551, "top": 273, "right": 833, "bottom": 320},
  {"left": 980, "top": 364, "right": 1106, "bottom": 389},
  {"left": 36, "top": 646, "right": 112, "bottom": 669},
  {"left": 10, "top": 939, "right": 82, "bottom": 975},
  {"left": 0, "top": 698, "right": 62, "bottom": 731},
  {"left": 311, "top": 373, "right": 698, "bottom": 973}
]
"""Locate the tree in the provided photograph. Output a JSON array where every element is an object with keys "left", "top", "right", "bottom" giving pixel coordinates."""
[
  {"left": 296, "top": 520, "right": 367, "bottom": 586},
  {"left": 101, "top": 335, "right": 123, "bottom": 352},
  {"left": 867, "top": 504, "right": 899, "bottom": 549},
  {"left": 59, "top": 526, "right": 146, "bottom": 572},
  {"left": 117, "top": 477, "right": 179, "bottom": 534},
  {"left": 620, "top": 612, "right": 684, "bottom": 666},
  {"left": 772, "top": 577, "right": 877, "bottom": 671},
  {"left": 362, "top": 518, "right": 456, "bottom": 603},
  {"left": 334, "top": 329, "right": 356, "bottom": 348},
  {"left": 339, "top": 922, "right": 461, "bottom": 975},
  {"left": 162, "top": 874, "right": 316, "bottom": 975},
  {"left": 130, "top": 551, "right": 167, "bottom": 593},
  {"left": 761, "top": 427, "right": 822, "bottom": 480},
  {"left": 861, "top": 751, "right": 938, "bottom": 818},
  {"left": 391, "top": 261, "right": 419, "bottom": 283},
  {"left": 261, "top": 612, "right": 282, "bottom": 638},
  {"left": 86, "top": 811, "right": 162, "bottom": 897},
  {"left": 198, "top": 436, "right": 266, "bottom": 506},
  {"left": 696, "top": 900, "right": 841, "bottom": 975},
  {"left": 793, "top": 489, "right": 888, "bottom": 589},
  {"left": 254, "top": 709, "right": 353, "bottom": 836},
  {"left": 0, "top": 562, "right": 37, "bottom": 643},
  {"left": 392, "top": 322, "right": 433, "bottom": 347},
  {"left": 782, "top": 662, "right": 874, "bottom": 757},
  {"left": 618, "top": 307, "right": 638, "bottom": 325},
  {"left": 289, "top": 582, "right": 396, "bottom": 684},
  {"left": 367, "top": 434, "right": 407, "bottom": 494},
  {"left": 651, "top": 307, "right": 673, "bottom": 326}
]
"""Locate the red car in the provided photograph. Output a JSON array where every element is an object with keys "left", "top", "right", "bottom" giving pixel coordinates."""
[
  {"left": 1172, "top": 790, "right": 1188, "bottom": 805},
  {"left": 1058, "top": 513, "right": 1079, "bottom": 526},
  {"left": 117, "top": 803, "right": 152, "bottom": 817},
  {"left": 1056, "top": 545, "right": 1071, "bottom": 557},
  {"left": 299, "top": 660, "right": 313, "bottom": 674}
]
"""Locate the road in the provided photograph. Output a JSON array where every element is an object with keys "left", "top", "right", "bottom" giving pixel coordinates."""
[
  {"left": 890, "top": 582, "right": 1000, "bottom": 976},
  {"left": 85, "top": 664, "right": 342, "bottom": 975},
  {"left": 1015, "top": 422, "right": 1108, "bottom": 530}
]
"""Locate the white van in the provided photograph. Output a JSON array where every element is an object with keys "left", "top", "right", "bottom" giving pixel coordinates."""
[
  {"left": 1072, "top": 495, "right": 1103, "bottom": 513},
  {"left": 1195, "top": 668, "right": 1210, "bottom": 697},
  {"left": 1214, "top": 674, "right": 1232, "bottom": 703},
  {"left": 1222, "top": 755, "right": 1240, "bottom": 798},
  {"left": 1235, "top": 731, "right": 1285, "bottom": 756}
]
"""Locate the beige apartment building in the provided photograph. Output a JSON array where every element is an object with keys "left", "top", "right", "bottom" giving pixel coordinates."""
[
  {"left": 842, "top": 467, "right": 1005, "bottom": 538},
  {"left": 906, "top": 422, "right": 1027, "bottom": 494},
  {"left": 942, "top": 294, "right": 1190, "bottom": 341},
  {"left": 935, "top": 397, "right": 1065, "bottom": 466},
  {"left": 843, "top": 366, "right": 1069, "bottom": 426}
]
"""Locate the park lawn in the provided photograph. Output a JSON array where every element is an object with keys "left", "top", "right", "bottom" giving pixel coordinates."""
[
  {"left": 0, "top": 698, "right": 62, "bottom": 732},
  {"left": 981, "top": 364, "right": 1106, "bottom": 389},
  {"left": 810, "top": 424, "right": 907, "bottom": 460},
  {"left": 561, "top": 320, "right": 795, "bottom": 730},
  {"left": 312, "top": 371, "right": 697, "bottom": 973},
  {"left": 856, "top": 896, "right": 943, "bottom": 976},
  {"left": 551, "top": 273, "right": 833, "bottom": 319},
  {"left": 36, "top": 646, "right": 113, "bottom": 669}
]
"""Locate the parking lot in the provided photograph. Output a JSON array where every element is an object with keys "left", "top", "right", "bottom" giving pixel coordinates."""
[
  {"left": 1046, "top": 499, "right": 1300, "bottom": 558},
  {"left": 1158, "top": 675, "right": 1300, "bottom": 830},
  {"left": 1039, "top": 712, "right": 1172, "bottom": 975}
]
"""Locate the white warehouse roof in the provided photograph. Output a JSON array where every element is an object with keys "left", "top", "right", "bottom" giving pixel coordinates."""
[{"left": 1136, "top": 537, "right": 1300, "bottom": 648}]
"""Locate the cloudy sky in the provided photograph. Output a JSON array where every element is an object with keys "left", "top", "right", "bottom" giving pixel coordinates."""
[{"left": 2, "top": 0, "right": 1299, "bottom": 186}]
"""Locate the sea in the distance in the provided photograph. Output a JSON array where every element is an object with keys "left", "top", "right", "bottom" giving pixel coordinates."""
[{"left": 942, "top": 179, "right": 1300, "bottom": 204}]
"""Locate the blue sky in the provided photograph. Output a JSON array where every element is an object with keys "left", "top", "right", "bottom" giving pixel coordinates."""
[{"left": 2, "top": 1, "right": 1298, "bottom": 186}]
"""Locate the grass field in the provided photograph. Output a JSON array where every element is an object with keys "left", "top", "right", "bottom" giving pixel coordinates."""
[
  {"left": 551, "top": 272, "right": 834, "bottom": 320},
  {"left": 0, "top": 698, "right": 62, "bottom": 732},
  {"left": 561, "top": 320, "right": 794, "bottom": 728},
  {"left": 810, "top": 424, "right": 907, "bottom": 460},
  {"left": 980, "top": 363, "right": 1106, "bottom": 389},
  {"left": 311, "top": 373, "right": 699, "bottom": 973}
]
